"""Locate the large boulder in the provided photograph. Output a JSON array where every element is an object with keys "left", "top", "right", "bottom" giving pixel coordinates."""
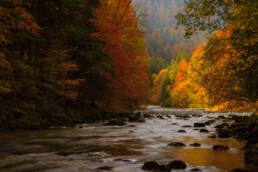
[
  {"left": 142, "top": 161, "right": 160, "bottom": 171},
  {"left": 167, "top": 160, "right": 187, "bottom": 169},
  {"left": 142, "top": 161, "right": 170, "bottom": 172}
]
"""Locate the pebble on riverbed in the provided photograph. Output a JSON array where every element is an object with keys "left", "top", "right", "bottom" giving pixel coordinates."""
[{"left": 178, "top": 130, "right": 186, "bottom": 133}]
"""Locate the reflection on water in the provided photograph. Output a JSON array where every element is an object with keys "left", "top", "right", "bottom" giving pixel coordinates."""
[
  {"left": 165, "top": 148, "right": 245, "bottom": 171},
  {"left": 0, "top": 108, "right": 249, "bottom": 172}
]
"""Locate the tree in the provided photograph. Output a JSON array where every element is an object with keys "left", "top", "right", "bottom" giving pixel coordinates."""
[
  {"left": 176, "top": 0, "right": 258, "bottom": 106},
  {"left": 91, "top": 0, "right": 150, "bottom": 111}
]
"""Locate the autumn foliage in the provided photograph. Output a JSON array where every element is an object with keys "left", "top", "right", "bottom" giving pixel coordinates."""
[
  {"left": 91, "top": 0, "right": 150, "bottom": 111},
  {"left": 152, "top": 28, "right": 257, "bottom": 113},
  {"left": 0, "top": 0, "right": 150, "bottom": 129}
]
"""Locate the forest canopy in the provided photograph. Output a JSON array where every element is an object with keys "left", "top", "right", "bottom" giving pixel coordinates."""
[
  {"left": 151, "top": 0, "right": 257, "bottom": 113},
  {"left": 0, "top": 0, "right": 150, "bottom": 129}
]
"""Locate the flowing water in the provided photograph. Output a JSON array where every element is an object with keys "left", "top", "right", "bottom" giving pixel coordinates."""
[{"left": 0, "top": 107, "right": 251, "bottom": 172}]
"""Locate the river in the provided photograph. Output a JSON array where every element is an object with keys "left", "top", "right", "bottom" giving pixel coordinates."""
[{"left": 0, "top": 107, "right": 251, "bottom": 172}]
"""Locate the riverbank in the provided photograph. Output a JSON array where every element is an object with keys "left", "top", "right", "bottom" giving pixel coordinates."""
[
  {"left": 0, "top": 107, "right": 256, "bottom": 172},
  {"left": 0, "top": 107, "right": 140, "bottom": 131},
  {"left": 224, "top": 115, "right": 258, "bottom": 172}
]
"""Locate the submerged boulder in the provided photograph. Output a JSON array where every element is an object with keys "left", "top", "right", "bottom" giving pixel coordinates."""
[{"left": 213, "top": 145, "right": 229, "bottom": 151}]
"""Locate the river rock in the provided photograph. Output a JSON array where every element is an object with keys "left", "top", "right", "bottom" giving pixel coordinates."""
[
  {"left": 208, "top": 135, "right": 216, "bottom": 138},
  {"left": 213, "top": 145, "right": 229, "bottom": 151},
  {"left": 182, "top": 125, "right": 192, "bottom": 128},
  {"left": 157, "top": 115, "right": 165, "bottom": 120},
  {"left": 167, "top": 160, "right": 187, "bottom": 169},
  {"left": 194, "top": 123, "right": 205, "bottom": 127},
  {"left": 190, "top": 168, "right": 202, "bottom": 171},
  {"left": 218, "top": 129, "right": 230, "bottom": 138},
  {"left": 168, "top": 142, "right": 186, "bottom": 147},
  {"left": 200, "top": 129, "right": 209, "bottom": 133},
  {"left": 215, "top": 123, "right": 229, "bottom": 129},
  {"left": 142, "top": 161, "right": 160, "bottom": 171},
  {"left": 190, "top": 143, "right": 201, "bottom": 147},
  {"left": 178, "top": 130, "right": 186, "bottom": 133},
  {"left": 104, "top": 119, "right": 127, "bottom": 126},
  {"left": 142, "top": 161, "right": 170, "bottom": 172},
  {"left": 97, "top": 166, "right": 113, "bottom": 171},
  {"left": 143, "top": 113, "right": 152, "bottom": 118},
  {"left": 218, "top": 115, "right": 226, "bottom": 119},
  {"left": 157, "top": 165, "right": 170, "bottom": 172},
  {"left": 129, "top": 116, "right": 145, "bottom": 122},
  {"left": 205, "top": 120, "right": 215, "bottom": 125}
]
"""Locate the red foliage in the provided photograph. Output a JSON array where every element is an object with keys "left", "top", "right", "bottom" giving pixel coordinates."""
[{"left": 91, "top": 0, "right": 150, "bottom": 110}]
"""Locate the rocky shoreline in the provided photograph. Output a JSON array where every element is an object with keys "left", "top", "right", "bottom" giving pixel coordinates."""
[{"left": 134, "top": 110, "right": 258, "bottom": 172}]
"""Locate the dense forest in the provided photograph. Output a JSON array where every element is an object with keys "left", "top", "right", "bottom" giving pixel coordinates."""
[
  {"left": 151, "top": 0, "right": 257, "bottom": 113},
  {"left": 0, "top": 0, "right": 257, "bottom": 130},
  {"left": 0, "top": 1, "right": 257, "bottom": 172},
  {"left": 133, "top": 0, "right": 206, "bottom": 74},
  {"left": 0, "top": 0, "right": 150, "bottom": 129}
]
